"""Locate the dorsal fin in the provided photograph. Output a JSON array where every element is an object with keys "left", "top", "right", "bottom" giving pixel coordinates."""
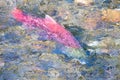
[{"left": 45, "top": 15, "right": 57, "bottom": 24}]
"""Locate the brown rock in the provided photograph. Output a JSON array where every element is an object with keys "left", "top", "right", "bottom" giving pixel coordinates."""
[
  {"left": 83, "top": 11, "right": 101, "bottom": 30},
  {"left": 84, "top": 18, "right": 98, "bottom": 30},
  {"left": 102, "top": 9, "right": 120, "bottom": 22}
]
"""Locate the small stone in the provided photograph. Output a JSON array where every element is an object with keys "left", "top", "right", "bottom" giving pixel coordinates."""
[
  {"left": 31, "top": 34, "right": 39, "bottom": 40},
  {"left": 39, "top": 53, "right": 59, "bottom": 61},
  {"left": 115, "top": 39, "right": 120, "bottom": 46},
  {"left": 102, "top": 9, "right": 120, "bottom": 22},
  {"left": 57, "top": 6, "right": 71, "bottom": 21},
  {"left": 48, "top": 68, "right": 60, "bottom": 78},
  {"left": 87, "top": 41, "right": 99, "bottom": 47},
  {"left": 0, "top": 58, "right": 4, "bottom": 67},
  {"left": 98, "top": 37, "right": 115, "bottom": 48},
  {"left": 95, "top": 48, "right": 109, "bottom": 54},
  {"left": 74, "top": 0, "right": 94, "bottom": 6}
]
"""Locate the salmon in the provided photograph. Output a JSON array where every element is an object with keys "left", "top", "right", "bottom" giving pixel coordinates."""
[{"left": 11, "top": 8, "right": 81, "bottom": 48}]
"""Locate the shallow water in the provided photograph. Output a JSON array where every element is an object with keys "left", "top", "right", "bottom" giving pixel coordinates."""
[{"left": 0, "top": 0, "right": 120, "bottom": 80}]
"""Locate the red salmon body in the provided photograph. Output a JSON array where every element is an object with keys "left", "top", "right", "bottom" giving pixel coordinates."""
[{"left": 11, "top": 8, "right": 81, "bottom": 48}]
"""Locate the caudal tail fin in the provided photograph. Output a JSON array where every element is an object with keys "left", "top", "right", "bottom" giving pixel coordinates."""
[{"left": 11, "top": 8, "right": 25, "bottom": 22}]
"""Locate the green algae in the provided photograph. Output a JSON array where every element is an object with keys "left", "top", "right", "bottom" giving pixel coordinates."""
[{"left": 62, "top": 47, "right": 86, "bottom": 59}]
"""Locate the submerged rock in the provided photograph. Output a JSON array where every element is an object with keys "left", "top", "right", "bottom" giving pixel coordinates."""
[{"left": 102, "top": 9, "right": 120, "bottom": 22}]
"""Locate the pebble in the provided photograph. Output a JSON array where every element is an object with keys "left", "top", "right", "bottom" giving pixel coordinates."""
[
  {"left": 39, "top": 53, "right": 59, "bottom": 61},
  {"left": 0, "top": 58, "right": 5, "bottom": 67},
  {"left": 48, "top": 68, "right": 60, "bottom": 78},
  {"left": 74, "top": 0, "right": 94, "bottom": 6},
  {"left": 87, "top": 41, "right": 99, "bottom": 47}
]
